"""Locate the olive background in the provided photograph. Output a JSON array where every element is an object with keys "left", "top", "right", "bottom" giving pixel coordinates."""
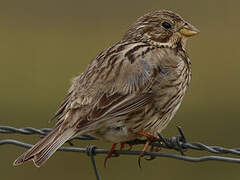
[{"left": 1, "top": 0, "right": 240, "bottom": 180}]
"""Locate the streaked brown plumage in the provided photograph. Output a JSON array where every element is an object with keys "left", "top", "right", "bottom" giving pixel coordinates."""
[{"left": 13, "top": 10, "right": 199, "bottom": 167}]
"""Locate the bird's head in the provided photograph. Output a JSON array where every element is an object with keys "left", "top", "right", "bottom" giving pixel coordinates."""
[{"left": 123, "top": 10, "right": 199, "bottom": 49}]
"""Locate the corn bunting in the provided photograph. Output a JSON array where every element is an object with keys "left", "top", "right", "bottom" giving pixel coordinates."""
[{"left": 13, "top": 10, "right": 199, "bottom": 167}]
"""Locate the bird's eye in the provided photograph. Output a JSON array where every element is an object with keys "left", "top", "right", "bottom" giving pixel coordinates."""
[{"left": 161, "top": 21, "right": 172, "bottom": 29}]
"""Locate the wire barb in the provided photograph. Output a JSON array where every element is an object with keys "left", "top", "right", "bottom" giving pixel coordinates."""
[
  {"left": 1, "top": 126, "right": 240, "bottom": 180},
  {"left": 157, "top": 126, "right": 187, "bottom": 155}
]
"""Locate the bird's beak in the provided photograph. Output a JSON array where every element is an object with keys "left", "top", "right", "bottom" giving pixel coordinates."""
[{"left": 179, "top": 23, "right": 200, "bottom": 37}]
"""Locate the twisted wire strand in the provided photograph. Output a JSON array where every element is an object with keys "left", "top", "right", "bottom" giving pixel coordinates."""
[
  {"left": 0, "top": 126, "right": 94, "bottom": 140},
  {"left": 1, "top": 126, "right": 240, "bottom": 158},
  {"left": 1, "top": 126, "right": 240, "bottom": 180},
  {"left": 1, "top": 126, "right": 240, "bottom": 157},
  {"left": 1, "top": 139, "right": 240, "bottom": 164}
]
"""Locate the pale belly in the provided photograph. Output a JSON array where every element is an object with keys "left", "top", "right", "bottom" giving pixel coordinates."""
[
  {"left": 89, "top": 93, "right": 185, "bottom": 143},
  {"left": 89, "top": 121, "right": 141, "bottom": 143}
]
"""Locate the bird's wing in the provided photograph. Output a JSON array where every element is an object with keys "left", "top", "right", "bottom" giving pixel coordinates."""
[
  {"left": 51, "top": 44, "right": 183, "bottom": 132},
  {"left": 51, "top": 43, "right": 153, "bottom": 121},
  {"left": 71, "top": 43, "right": 162, "bottom": 129}
]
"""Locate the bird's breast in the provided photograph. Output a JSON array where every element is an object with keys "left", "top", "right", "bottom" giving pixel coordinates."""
[{"left": 135, "top": 54, "right": 191, "bottom": 133}]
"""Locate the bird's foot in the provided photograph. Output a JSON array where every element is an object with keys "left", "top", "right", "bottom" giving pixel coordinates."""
[
  {"left": 136, "top": 130, "right": 162, "bottom": 168},
  {"left": 144, "top": 142, "right": 162, "bottom": 161},
  {"left": 104, "top": 142, "right": 127, "bottom": 168}
]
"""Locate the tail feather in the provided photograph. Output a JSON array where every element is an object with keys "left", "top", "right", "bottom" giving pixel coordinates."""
[
  {"left": 33, "top": 128, "right": 76, "bottom": 167},
  {"left": 13, "top": 126, "right": 76, "bottom": 167}
]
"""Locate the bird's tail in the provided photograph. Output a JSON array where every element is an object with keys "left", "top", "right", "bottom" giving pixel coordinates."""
[{"left": 13, "top": 125, "right": 77, "bottom": 167}]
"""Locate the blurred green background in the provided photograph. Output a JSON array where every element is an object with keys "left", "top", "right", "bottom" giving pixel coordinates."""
[{"left": 1, "top": 0, "right": 240, "bottom": 179}]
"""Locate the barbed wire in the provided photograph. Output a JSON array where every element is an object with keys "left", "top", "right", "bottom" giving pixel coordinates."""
[{"left": 1, "top": 126, "right": 240, "bottom": 180}]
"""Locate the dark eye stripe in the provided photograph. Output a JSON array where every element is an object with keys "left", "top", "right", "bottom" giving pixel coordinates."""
[{"left": 162, "top": 21, "right": 172, "bottom": 29}]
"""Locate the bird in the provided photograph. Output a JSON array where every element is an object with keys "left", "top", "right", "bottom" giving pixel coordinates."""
[{"left": 13, "top": 10, "right": 199, "bottom": 167}]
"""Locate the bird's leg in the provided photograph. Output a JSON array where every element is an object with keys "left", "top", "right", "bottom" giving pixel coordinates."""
[
  {"left": 139, "top": 139, "right": 151, "bottom": 157},
  {"left": 104, "top": 143, "right": 117, "bottom": 167},
  {"left": 104, "top": 142, "right": 128, "bottom": 168},
  {"left": 136, "top": 130, "right": 159, "bottom": 167}
]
